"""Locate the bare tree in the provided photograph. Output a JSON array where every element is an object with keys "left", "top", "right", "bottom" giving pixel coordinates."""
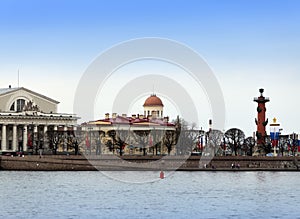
[
  {"left": 132, "top": 130, "right": 150, "bottom": 156},
  {"left": 206, "top": 129, "right": 224, "bottom": 156},
  {"left": 278, "top": 135, "right": 289, "bottom": 156},
  {"left": 163, "top": 130, "right": 177, "bottom": 155},
  {"left": 107, "top": 130, "right": 128, "bottom": 156},
  {"left": 174, "top": 118, "right": 198, "bottom": 155},
  {"left": 225, "top": 128, "right": 245, "bottom": 156},
  {"left": 243, "top": 136, "right": 255, "bottom": 156},
  {"left": 149, "top": 128, "right": 164, "bottom": 155},
  {"left": 105, "top": 139, "right": 114, "bottom": 153},
  {"left": 47, "top": 129, "right": 60, "bottom": 155},
  {"left": 262, "top": 137, "right": 272, "bottom": 155}
]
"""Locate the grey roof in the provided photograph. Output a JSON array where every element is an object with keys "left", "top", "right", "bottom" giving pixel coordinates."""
[
  {"left": 0, "top": 87, "right": 59, "bottom": 104},
  {"left": 0, "top": 87, "right": 19, "bottom": 95}
]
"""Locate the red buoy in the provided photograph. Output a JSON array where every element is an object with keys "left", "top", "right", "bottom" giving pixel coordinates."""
[{"left": 160, "top": 171, "right": 164, "bottom": 179}]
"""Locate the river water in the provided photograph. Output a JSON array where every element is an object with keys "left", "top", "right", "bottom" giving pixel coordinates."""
[{"left": 0, "top": 171, "right": 299, "bottom": 219}]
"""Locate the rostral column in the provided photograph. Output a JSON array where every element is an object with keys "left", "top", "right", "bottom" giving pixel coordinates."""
[{"left": 254, "top": 88, "right": 269, "bottom": 155}]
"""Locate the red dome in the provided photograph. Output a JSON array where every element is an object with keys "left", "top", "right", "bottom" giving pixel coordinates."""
[{"left": 143, "top": 94, "right": 164, "bottom": 107}]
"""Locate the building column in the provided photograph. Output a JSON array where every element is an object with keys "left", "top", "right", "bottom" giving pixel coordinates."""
[
  {"left": 23, "top": 126, "right": 28, "bottom": 151},
  {"left": 12, "top": 125, "right": 17, "bottom": 151},
  {"left": 1, "top": 124, "right": 7, "bottom": 150},
  {"left": 34, "top": 125, "right": 38, "bottom": 153},
  {"left": 43, "top": 125, "right": 48, "bottom": 149}
]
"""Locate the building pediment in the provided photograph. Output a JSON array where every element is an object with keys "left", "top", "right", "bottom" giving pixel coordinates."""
[
  {"left": 0, "top": 87, "right": 59, "bottom": 104},
  {"left": 0, "top": 87, "right": 59, "bottom": 113}
]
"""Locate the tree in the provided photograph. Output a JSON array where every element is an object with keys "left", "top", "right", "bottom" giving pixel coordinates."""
[
  {"left": 278, "top": 135, "right": 289, "bottom": 156},
  {"left": 132, "top": 130, "right": 150, "bottom": 156},
  {"left": 206, "top": 129, "right": 224, "bottom": 156},
  {"left": 149, "top": 129, "right": 164, "bottom": 155},
  {"left": 174, "top": 117, "right": 198, "bottom": 155},
  {"left": 47, "top": 129, "right": 60, "bottom": 155},
  {"left": 225, "top": 128, "right": 245, "bottom": 156},
  {"left": 262, "top": 137, "right": 272, "bottom": 155},
  {"left": 243, "top": 137, "right": 255, "bottom": 156},
  {"left": 163, "top": 130, "right": 177, "bottom": 155},
  {"left": 107, "top": 130, "right": 128, "bottom": 156}
]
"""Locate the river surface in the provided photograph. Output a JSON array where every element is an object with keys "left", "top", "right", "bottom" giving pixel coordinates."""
[{"left": 0, "top": 171, "right": 299, "bottom": 219}]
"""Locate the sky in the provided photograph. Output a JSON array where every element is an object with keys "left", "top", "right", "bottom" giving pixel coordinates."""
[{"left": 0, "top": 0, "right": 299, "bottom": 136}]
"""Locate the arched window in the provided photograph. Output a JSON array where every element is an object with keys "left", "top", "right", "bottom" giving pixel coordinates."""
[
  {"left": 9, "top": 99, "right": 25, "bottom": 112},
  {"left": 10, "top": 102, "right": 15, "bottom": 111},
  {"left": 9, "top": 99, "right": 27, "bottom": 112}
]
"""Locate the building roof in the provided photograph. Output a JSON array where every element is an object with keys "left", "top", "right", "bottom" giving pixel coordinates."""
[
  {"left": 143, "top": 94, "right": 164, "bottom": 107},
  {"left": 87, "top": 115, "right": 174, "bottom": 127},
  {"left": 0, "top": 87, "right": 19, "bottom": 95},
  {"left": 0, "top": 87, "right": 59, "bottom": 104}
]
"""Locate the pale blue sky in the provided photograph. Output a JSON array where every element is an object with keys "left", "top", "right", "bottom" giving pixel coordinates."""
[{"left": 0, "top": 0, "right": 299, "bottom": 136}]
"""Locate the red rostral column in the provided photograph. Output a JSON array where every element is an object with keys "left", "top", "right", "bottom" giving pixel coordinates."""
[{"left": 254, "top": 88, "right": 269, "bottom": 146}]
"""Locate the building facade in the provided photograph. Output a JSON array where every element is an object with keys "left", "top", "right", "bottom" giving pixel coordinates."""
[
  {"left": 82, "top": 94, "right": 177, "bottom": 155},
  {"left": 0, "top": 86, "right": 78, "bottom": 153}
]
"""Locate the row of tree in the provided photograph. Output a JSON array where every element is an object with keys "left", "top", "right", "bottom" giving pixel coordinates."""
[
  {"left": 39, "top": 116, "right": 297, "bottom": 156},
  {"left": 174, "top": 117, "right": 255, "bottom": 156}
]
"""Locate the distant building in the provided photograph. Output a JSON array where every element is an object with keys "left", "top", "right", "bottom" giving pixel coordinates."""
[
  {"left": 0, "top": 86, "right": 78, "bottom": 153},
  {"left": 83, "top": 94, "right": 176, "bottom": 155}
]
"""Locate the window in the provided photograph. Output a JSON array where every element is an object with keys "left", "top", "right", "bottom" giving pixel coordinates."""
[
  {"left": 16, "top": 99, "right": 25, "bottom": 112},
  {"left": 10, "top": 102, "right": 15, "bottom": 111}
]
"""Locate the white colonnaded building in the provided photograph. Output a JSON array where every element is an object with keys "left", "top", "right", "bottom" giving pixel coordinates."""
[{"left": 0, "top": 86, "right": 78, "bottom": 154}]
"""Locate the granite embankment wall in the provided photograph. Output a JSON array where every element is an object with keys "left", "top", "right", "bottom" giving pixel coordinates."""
[{"left": 0, "top": 155, "right": 299, "bottom": 171}]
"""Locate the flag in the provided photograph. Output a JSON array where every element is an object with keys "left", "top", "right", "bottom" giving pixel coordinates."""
[
  {"left": 27, "top": 133, "right": 32, "bottom": 147},
  {"left": 197, "top": 137, "right": 203, "bottom": 150},
  {"left": 270, "top": 126, "right": 280, "bottom": 147},
  {"left": 85, "top": 133, "right": 90, "bottom": 148},
  {"left": 199, "top": 137, "right": 203, "bottom": 150}
]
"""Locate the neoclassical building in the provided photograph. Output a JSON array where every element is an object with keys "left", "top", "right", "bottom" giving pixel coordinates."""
[
  {"left": 83, "top": 94, "right": 177, "bottom": 155},
  {"left": 0, "top": 86, "right": 78, "bottom": 153}
]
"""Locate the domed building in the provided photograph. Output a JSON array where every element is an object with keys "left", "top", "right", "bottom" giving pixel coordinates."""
[
  {"left": 84, "top": 94, "right": 176, "bottom": 155},
  {"left": 143, "top": 94, "right": 164, "bottom": 118}
]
